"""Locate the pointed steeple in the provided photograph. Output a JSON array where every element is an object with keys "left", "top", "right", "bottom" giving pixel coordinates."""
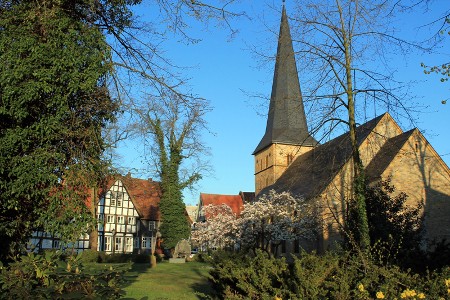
[{"left": 253, "top": 5, "right": 317, "bottom": 155}]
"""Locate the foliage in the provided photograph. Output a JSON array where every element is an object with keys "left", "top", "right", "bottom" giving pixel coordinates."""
[
  {"left": 209, "top": 250, "right": 289, "bottom": 300},
  {"left": 421, "top": 15, "right": 450, "bottom": 100},
  {"left": 0, "top": 0, "right": 121, "bottom": 260},
  {"left": 208, "top": 247, "right": 450, "bottom": 300},
  {"left": 0, "top": 251, "right": 128, "bottom": 299},
  {"left": 346, "top": 171, "right": 371, "bottom": 250},
  {"left": 365, "top": 178, "right": 424, "bottom": 267}
]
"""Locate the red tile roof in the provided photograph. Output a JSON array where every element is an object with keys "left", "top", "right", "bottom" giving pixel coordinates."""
[
  {"left": 89, "top": 175, "right": 162, "bottom": 221},
  {"left": 199, "top": 193, "right": 244, "bottom": 216},
  {"left": 120, "top": 176, "right": 161, "bottom": 221}
]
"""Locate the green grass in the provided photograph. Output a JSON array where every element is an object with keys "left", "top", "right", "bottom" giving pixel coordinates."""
[{"left": 122, "top": 261, "right": 215, "bottom": 300}]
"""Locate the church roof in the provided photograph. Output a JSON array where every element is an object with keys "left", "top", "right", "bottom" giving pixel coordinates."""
[
  {"left": 261, "top": 113, "right": 386, "bottom": 198},
  {"left": 365, "top": 129, "right": 416, "bottom": 182},
  {"left": 253, "top": 6, "right": 317, "bottom": 155}
]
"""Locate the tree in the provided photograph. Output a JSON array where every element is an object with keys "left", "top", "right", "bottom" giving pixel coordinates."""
[
  {"left": 0, "top": 0, "right": 122, "bottom": 260},
  {"left": 0, "top": 0, "right": 242, "bottom": 259},
  {"left": 420, "top": 9, "right": 450, "bottom": 103},
  {"left": 134, "top": 91, "right": 210, "bottom": 249},
  {"left": 365, "top": 178, "right": 424, "bottom": 254},
  {"left": 191, "top": 204, "right": 238, "bottom": 251},
  {"left": 237, "top": 190, "right": 318, "bottom": 256},
  {"left": 286, "top": 0, "right": 424, "bottom": 249},
  {"left": 194, "top": 191, "right": 318, "bottom": 256}
]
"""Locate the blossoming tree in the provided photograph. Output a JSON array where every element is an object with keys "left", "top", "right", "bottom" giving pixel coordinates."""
[
  {"left": 192, "top": 190, "right": 319, "bottom": 255},
  {"left": 191, "top": 204, "right": 238, "bottom": 251},
  {"left": 237, "top": 190, "right": 319, "bottom": 255}
]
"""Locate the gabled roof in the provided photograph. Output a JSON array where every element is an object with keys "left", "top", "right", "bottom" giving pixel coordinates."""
[
  {"left": 253, "top": 6, "right": 317, "bottom": 155},
  {"left": 239, "top": 191, "right": 256, "bottom": 203},
  {"left": 262, "top": 113, "right": 387, "bottom": 198},
  {"left": 120, "top": 176, "right": 161, "bottom": 221},
  {"left": 200, "top": 193, "right": 244, "bottom": 216},
  {"left": 365, "top": 129, "right": 416, "bottom": 182}
]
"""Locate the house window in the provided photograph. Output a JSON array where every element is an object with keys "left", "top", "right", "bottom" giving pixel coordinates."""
[
  {"left": 115, "top": 237, "right": 123, "bottom": 252},
  {"left": 117, "top": 216, "right": 125, "bottom": 224},
  {"left": 110, "top": 194, "right": 116, "bottom": 206},
  {"left": 128, "top": 217, "right": 135, "bottom": 225},
  {"left": 126, "top": 237, "right": 133, "bottom": 252},
  {"left": 53, "top": 240, "right": 60, "bottom": 249},
  {"left": 142, "top": 237, "right": 148, "bottom": 248},
  {"left": 105, "top": 236, "right": 112, "bottom": 251},
  {"left": 106, "top": 215, "right": 114, "bottom": 223},
  {"left": 149, "top": 221, "right": 156, "bottom": 231}
]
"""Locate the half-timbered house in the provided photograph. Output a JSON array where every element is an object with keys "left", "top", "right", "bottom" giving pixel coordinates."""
[{"left": 29, "top": 174, "right": 163, "bottom": 254}]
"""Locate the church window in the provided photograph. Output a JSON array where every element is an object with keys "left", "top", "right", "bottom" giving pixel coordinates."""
[{"left": 265, "top": 155, "right": 269, "bottom": 168}]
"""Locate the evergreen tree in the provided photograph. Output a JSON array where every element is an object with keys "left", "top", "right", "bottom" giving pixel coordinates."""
[
  {"left": 365, "top": 178, "right": 424, "bottom": 251},
  {"left": 0, "top": 0, "right": 127, "bottom": 259}
]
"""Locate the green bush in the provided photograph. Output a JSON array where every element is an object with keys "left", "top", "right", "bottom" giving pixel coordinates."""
[
  {"left": 133, "top": 253, "right": 150, "bottom": 263},
  {"left": 80, "top": 249, "right": 100, "bottom": 263},
  {"left": 209, "top": 250, "right": 290, "bottom": 299},
  {"left": 209, "top": 248, "right": 450, "bottom": 300},
  {"left": 0, "top": 251, "right": 129, "bottom": 299}
]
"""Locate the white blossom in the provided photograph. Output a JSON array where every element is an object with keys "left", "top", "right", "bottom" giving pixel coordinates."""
[{"left": 191, "top": 190, "right": 319, "bottom": 253}]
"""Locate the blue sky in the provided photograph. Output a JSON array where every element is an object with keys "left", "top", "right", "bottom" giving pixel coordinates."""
[{"left": 114, "top": 1, "right": 449, "bottom": 205}]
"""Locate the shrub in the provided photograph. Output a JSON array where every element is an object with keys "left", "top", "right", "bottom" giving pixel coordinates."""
[
  {"left": 133, "top": 253, "right": 150, "bottom": 263},
  {"left": 209, "top": 248, "right": 450, "bottom": 300},
  {"left": 80, "top": 249, "right": 100, "bottom": 263},
  {"left": 209, "top": 250, "right": 290, "bottom": 299},
  {"left": 0, "top": 251, "right": 128, "bottom": 299}
]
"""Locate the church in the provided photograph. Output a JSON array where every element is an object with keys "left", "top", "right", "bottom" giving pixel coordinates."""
[{"left": 253, "top": 6, "right": 450, "bottom": 252}]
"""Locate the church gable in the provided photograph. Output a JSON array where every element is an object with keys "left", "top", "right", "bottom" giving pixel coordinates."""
[
  {"left": 368, "top": 129, "right": 450, "bottom": 243},
  {"left": 265, "top": 113, "right": 388, "bottom": 199},
  {"left": 358, "top": 113, "right": 404, "bottom": 167}
]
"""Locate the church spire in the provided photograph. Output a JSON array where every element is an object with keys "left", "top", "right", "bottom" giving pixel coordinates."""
[{"left": 253, "top": 5, "right": 317, "bottom": 155}]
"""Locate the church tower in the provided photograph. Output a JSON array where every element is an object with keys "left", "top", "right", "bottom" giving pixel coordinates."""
[{"left": 253, "top": 5, "right": 317, "bottom": 195}]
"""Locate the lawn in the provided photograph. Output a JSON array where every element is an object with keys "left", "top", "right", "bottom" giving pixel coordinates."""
[{"left": 122, "top": 261, "right": 215, "bottom": 300}]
